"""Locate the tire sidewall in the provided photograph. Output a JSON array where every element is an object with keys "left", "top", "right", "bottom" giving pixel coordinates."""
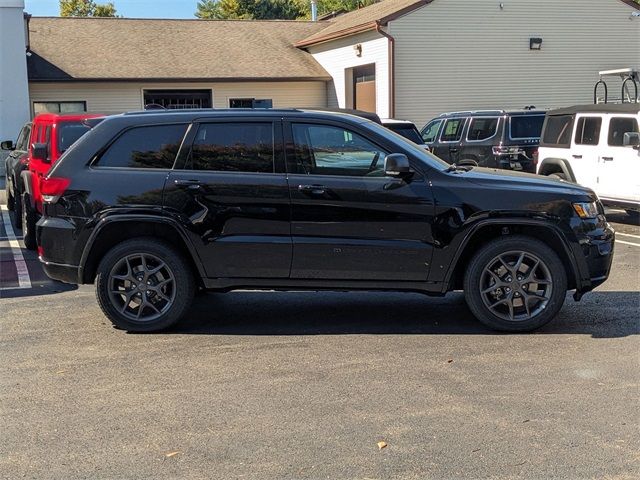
[
  {"left": 21, "top": 193, "right": 37, "bottom": 250},
  {"left": 95, "top": 238, "right": 195, "bottom": 332},
  {"left": 464, "top": 236, "right": 568, "bottom": 332},
  {"left": 12, "top": 191, "right": 22, "bottom": 230}
]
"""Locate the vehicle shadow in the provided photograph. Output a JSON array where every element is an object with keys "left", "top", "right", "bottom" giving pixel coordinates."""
[
  {"left": 0, "top": 281, "right": 78, "bottom": 299},
  {"left": 167, "top": 290, "right": 639, "bottom": 338}
]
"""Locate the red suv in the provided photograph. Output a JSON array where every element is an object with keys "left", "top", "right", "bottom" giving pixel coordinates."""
[{"left": 17, "top": 113, "right": 102, "bottom": 249}]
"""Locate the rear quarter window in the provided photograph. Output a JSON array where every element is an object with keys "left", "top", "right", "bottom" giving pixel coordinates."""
[
  {"left": 509, "top": 115, "right": 545, "bottom": 140},
  {"left": 95, "top": 124, "right": 188, "bottom": 169},
  {"left": 541, "top": 115, "right": 574, "bottom": 148}
]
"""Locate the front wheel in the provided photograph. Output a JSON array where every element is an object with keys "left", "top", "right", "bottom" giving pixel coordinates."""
[
  {"left": 95, "top": 238, "right": 195, "bottom": 332},
  {"left": 463, "top": 235, "right": 568, "bottom": 332},
  {"left": 21, "top": 193, "right": 37, "bottom": 250}
]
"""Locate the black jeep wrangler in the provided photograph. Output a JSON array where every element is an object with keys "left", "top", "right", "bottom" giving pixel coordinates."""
[{"left": 37, "top": 109, "right": 613, "bottom": 332}]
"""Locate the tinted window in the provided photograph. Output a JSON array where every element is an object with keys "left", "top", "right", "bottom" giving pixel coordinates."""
[
  {"left": 16, "top": 125, "right": 30, "bottom": 150},
  {"left": 384, "top": 123, "right": 423, "bottom": 144},
  {"left": 574, "top": 117, "right": 602, "bottom": 146},
  {"left": 421, "top": 119, "right": 442, "bottom": 143},
  {"left": 509, "top": 115, "right": 545, "bottom": 139},
  {"left": 189, "top": 123, "right": 274, "bottom": 172},
  {"left": 542, "top": 115, "right": 574, "bottom": 147},
  {"left": 440, "top": 118, "right": 465, "bottom": 142},
  {"left": 97, "top": 124, "right": 187, "bottom": 168},
  {"left": 608, "top": 117, "right": 640, "bottom": 147},
  {"left": 467, "top": 117, "right": 499, "bottom": 141},
  {"left": 290, "top": 123, "right": 387, "bottom": 176},
  {"left": 58, "top": 122, "right": 91, "bottom": 153}
]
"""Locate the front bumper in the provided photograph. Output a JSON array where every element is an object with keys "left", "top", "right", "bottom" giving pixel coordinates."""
[{"left": 571, "top": 216, "right": 615, "bottom": 295}]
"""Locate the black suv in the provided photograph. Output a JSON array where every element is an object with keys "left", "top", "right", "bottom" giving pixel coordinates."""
[
  {"left": 420, "top": 109, "right": 546, "bottom": 172},
  {"left": 37, "top": 109, "right": 613, "bottom": 333}
]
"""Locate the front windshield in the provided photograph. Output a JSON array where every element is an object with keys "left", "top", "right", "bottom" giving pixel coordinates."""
[{"left": 364, "top": 120, "right": 450, "bottom": 170}]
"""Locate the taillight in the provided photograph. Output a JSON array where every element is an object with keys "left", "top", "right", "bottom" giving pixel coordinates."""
[
  {"left": 41, "top": 177, "right": 70, "bottom": 203},
  {"left": 37, "top": 246, "right": 44, "bottom": 257},
  {"left": 532, "top": 148, "right": 539, "bottom": 165}
]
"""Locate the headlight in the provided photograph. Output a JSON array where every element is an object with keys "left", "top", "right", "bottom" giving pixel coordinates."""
[{"left": 573, "top": 202, "right": 598, "bottom": 219}]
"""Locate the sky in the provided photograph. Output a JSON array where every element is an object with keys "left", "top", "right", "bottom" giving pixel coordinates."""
[{"left": 24, "top": 0, "right": 200, "bottom": 19}]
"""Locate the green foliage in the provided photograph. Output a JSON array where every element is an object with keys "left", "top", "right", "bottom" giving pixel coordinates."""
[
  {"left": 59, "top": 0, "right": 118, "bottom": 17},
  {"left": 195, "top": 0, "right": 379, "bottom": 21}
]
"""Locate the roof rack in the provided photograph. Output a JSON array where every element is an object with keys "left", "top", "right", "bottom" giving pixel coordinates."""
[
  {"left": 594, "top": 68, "right": 639, "bottom": 104},
  {"left": 439, "top": 110, "right": 506, "bottom": 116}
]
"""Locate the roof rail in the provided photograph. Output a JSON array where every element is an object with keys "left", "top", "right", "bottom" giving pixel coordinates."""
[
  {"left": 594, "top": 68, "right": 639, "bottom": 104},
  {"left": 439, "top": 109, "right": 506, "bottom": 116}
]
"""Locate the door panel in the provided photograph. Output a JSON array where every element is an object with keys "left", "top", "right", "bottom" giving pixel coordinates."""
[
  {"left": 597, "top": 115, "right": 640, "bottom": 202},
  {"left": 163, "top": 119, "right": 292, "bottom": 278},
  {"left": 285, "top": 120, "right": 434, "bottom": 281},
  {"left": 569, "top": 115, "right": 603, "bottom": 189}
]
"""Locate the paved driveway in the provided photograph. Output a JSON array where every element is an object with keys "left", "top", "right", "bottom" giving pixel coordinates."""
[{"left": 1, "top": 207, "right": 638, "bottom": 479}]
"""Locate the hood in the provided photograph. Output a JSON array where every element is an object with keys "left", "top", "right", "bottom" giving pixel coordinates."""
[{"left": 460, "top": 167, "right": 596, "bottom": 200}]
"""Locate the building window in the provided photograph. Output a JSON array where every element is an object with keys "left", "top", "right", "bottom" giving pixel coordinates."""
[
  {"left": 33, "top": 101, "right": 87, "bottom": 114},
  {"left": 229, "top": 98, "right": 273, "bottom": 108},
  {"left": 143, "top": 89, "right": 212, "bottom": 109}
]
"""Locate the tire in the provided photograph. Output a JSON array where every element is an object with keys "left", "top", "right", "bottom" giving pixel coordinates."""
[
  {"left": 463, "top": 235, "right": 568, "bottom": 332},
  {"left": 6, "top": 178, "right": 14, "bottom": 211},
  {"left": 549, "top": 172, "right": 567, "bottom": 180},
  {"left": 95, "top": 238, "right": 195, "bottom": 332},
  {"left": 21, "top": 193, "right": 37, "bottom": 250},
  {"left": 12, "top": 189, "right": 22, "bottom": 230}
]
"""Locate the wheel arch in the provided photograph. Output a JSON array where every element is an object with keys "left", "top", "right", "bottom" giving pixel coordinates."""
[
  {"left": 538, "top": 157, "right": 576, "bottom": 182},
  {"left": 444, "top": 220, "right": 579, "bottom": 292},
  {"left": 79, "top": 216, "right": 205, "bottom": 286},
  {"left": 19, "top": 171, "right": 36, "bottom": 208}
]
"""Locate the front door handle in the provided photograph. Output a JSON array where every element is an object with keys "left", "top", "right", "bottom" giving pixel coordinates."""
[
  {"left": 174, "top": 179, "right": 203, "bottom": 189},
  {"left": 572, "top": 154, "right": 583, "bottom": 159},
  {"left": 298, "top": 184, "right": 327, "bottom": 195},
  {"left": 601, "top": 156, "right": 614, "bottom": 162},
  {"left": 449, "top": 148, "right": 458, "bottom": 153}
]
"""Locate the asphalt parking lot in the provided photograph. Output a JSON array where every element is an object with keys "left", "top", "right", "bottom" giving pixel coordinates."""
[{"left": 1, "top": 202, "right": 638, "bottom": 479}]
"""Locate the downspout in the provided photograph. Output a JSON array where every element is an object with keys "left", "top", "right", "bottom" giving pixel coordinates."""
[{"left": 375, "top": 21, "right": 395, "bottom": 118}]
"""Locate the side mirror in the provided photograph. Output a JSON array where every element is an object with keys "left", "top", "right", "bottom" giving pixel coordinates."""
[
  {"left": 384, "top": 153, "right": 412, "bottom": 178},
  {"left": 31, "top": 142, "right": 50, "bottom": 163},
  {"left": 623, "top": 132, "right": 640, "bottom": 148},
  {"left": 1, "top": 140, "right": 14, "bottom": 151}
]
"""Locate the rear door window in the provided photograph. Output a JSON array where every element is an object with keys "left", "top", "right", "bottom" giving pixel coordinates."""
[
  {"left": 509, "top": 115, "right": 545, "bottom": 140},
  {"left": 188, "top": 122, "right": 274, "bottom": 173},
  {"left": 608, "top": 117, "right": 639, "bottom": 147},
  {"left": 574, "top": 117, "right": 602, "bottom": 145},
  {"left": 440, "top": 118, "right": 466, "bottom": 142},
  {"left": 96, "top": 124, "right": 188, "bottom": 168},
  {"left": 421, "top": 119, "right": 442, "bottom": 143},
  {"left": 541, "top": 115, "right": 574, "bottom": 147},
  {"left": 467, "top": 117, "right": 499, "bottom": 141}
]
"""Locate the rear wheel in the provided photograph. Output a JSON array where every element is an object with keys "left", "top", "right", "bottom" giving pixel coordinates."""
[
  {"left": 95, "top": 238, "right": 195, "bottom": 332},
  {"left": 549, "top": 172, "right": 567, "bottom": 180},
  {"left": 21, "top": 193, "right": 37, "bottom": 250},
  {"left": 463, "top": 235, "right": 567, "bottom": 332}
]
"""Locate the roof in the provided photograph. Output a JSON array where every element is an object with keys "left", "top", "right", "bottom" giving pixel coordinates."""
[
  {"left": 295, "top": 0, "right": 431, "bottom": 48},
  {"left": 548, "top": 103, "right": 640, "bottom": 115},
  {"left": 295, "top": 0, "right": 637, "bottom": 48},
  {"left": 438, "top": 109, "right": 546, "bottom": 118},
  {"left": 27, "top": 17, "right": 331, "bottom": 82}
]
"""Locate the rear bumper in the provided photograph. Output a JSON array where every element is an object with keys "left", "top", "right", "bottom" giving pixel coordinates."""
[{"left": 40, "top": 259, "right": 81, "bottom": 284}]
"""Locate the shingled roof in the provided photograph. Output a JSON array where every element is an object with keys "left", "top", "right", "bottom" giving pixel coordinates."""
[
  {"left": 295, "top": 0, "right": 431, "bottom": 48},
  {"left": 27, "top": 17, "right": 331, "bottom": 81}
]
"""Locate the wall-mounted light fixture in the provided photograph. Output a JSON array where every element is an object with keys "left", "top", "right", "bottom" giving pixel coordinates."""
[
  {"left": 499, "top": 2, "right": 504, "bottom": 10},
  {"left": 529, "top": 37, "right": 543, "bottom": 50},
  {"left": 354, "top": 43, "right": 362, "bottom": 57}
]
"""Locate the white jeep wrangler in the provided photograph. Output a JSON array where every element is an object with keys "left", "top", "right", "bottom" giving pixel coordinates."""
[{"left": 537, "top": 104, "right": 640, "bottom": 214}]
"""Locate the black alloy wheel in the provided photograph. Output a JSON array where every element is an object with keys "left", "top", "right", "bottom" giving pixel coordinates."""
[
  {"left": 464, "top": 235, "right": 567, "bottom": 331},
  {"left": 96, "top": 238, "right": 195, "bottom": 332}
]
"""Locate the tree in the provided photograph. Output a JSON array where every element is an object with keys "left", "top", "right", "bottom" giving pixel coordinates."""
[
  {"left": 60, "top": 0, "right": 118, "bottom": 17},
  {"left": 195, "top": 0, "right": 376, "bottom": 21}
]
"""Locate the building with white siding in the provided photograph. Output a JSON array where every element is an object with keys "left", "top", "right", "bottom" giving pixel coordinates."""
[{"left": 11, "top": 0, "right": 640, "bottom": 132}]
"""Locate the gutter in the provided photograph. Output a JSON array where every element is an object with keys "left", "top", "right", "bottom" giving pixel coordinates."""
[{"left": 375, "top": 21, "right": 395, "bottom": 119}]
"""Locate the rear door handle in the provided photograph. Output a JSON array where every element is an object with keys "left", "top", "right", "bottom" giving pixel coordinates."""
[
  {"left": 298, "top": 184, "right": 327, "bottom": 195},
  {"left": 572, "top": 154, "right": 583, "bottom": 159},
  {"left": 601, "top": 157, "right": 614, "bottom": 161},
  {"left": 174, "top": 179, "right": 203, "bottom": 189}
]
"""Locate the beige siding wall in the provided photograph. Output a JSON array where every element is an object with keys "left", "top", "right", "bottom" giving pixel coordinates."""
[
  {"left": 389, "top": 0, "right": 640, "bottom": 128},
  {"left": 308, "top": 31, "right": 390, "bottom": 118},
  {"left": 28, "top": 81, "right": 327, "bottom": 115}
]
